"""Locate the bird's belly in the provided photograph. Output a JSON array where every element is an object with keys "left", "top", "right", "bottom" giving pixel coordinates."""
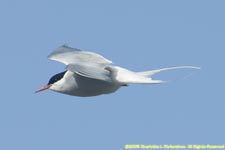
[{"left": 63, "top": 74, "right": 121, "bottom": 97}]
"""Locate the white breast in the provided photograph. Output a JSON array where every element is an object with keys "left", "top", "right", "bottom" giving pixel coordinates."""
[{"left": 50, "top": 71, "right": 121, "bottom": 97}]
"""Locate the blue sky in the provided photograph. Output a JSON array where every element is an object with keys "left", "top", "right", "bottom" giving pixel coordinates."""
[{"left": 0, "top": 0, "right": 224, "bottom": 149}]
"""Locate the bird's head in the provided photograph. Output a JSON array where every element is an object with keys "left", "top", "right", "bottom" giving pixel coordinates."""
[{"left": 35, "top": 71, "right": 67, "bottom": 93}]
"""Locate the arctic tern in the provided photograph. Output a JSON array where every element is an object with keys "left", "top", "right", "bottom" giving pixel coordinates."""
[{"left": 35, "top": 45, "right": 200, "bottom": 97}]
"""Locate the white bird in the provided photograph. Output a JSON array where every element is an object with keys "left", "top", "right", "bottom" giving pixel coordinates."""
[{"left": 35, "top": 45, "right": 200, "bottom": 97}]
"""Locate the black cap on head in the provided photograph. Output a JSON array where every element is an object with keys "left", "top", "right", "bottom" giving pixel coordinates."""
[{"left": 48, "top": 71, "right": 67, "bottom": 85}]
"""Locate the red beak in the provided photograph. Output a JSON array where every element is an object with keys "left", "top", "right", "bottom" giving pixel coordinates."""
[{"left": 35, "top": 85, "right": 51, "bottom": 93}]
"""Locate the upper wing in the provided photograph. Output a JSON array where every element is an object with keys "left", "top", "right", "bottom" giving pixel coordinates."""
[
  {"left": 48, "top": 45, "right": 112, "bottom": 81},
  {"left": 48, "top": 45, "right": 112, "bottom": 65}
]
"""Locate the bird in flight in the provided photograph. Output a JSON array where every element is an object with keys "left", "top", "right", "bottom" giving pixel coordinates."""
[{"left": 35, "top": 45, "right": 200, "bottom": 97}]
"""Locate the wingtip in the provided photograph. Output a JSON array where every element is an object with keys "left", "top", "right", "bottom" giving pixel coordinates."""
[
  {"left": 47, "top": 44, "right": 81, "bottom": 59},
  {"left": 60, "top": 44, "right": 70, "bottom": 48}
]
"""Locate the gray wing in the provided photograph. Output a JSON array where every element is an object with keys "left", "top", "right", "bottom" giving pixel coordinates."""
[
  {"left": 48, "top": 45, "right": 112, "bottom": 81},
  {"left": 48, "top": 45, "right": 112, "bottom": 65},
  {"left": 66, "top": 64, "right": 111, "bottom": 81}
]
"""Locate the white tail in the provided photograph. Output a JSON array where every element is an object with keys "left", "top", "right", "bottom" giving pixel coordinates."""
[
  {"left": 137, "top": 66, "right": 200, "bottom": 77},
  {"left": 106, "top": 66, "right": 200, "bottom": 85}
]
